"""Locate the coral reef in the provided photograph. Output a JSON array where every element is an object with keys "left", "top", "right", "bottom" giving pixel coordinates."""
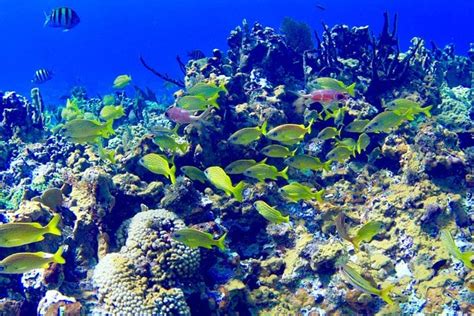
[
  {"left": 0, "top": 90, "right": 44, "bottom": 141},
  {"left": 0, "top": 15, "right": 472, "bottom": 316}
]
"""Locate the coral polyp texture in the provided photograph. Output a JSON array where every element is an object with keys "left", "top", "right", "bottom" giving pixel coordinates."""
[{"left": 0, "top": 15, "right": 473, "bottom": 316}]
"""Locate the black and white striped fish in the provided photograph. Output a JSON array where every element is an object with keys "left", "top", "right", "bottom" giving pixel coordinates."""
[
  {"left": 32, "top": 69, "right": 53, "bottom": 84},
  {"left": 44, "top": 7, "right": 80, "bottom": 31}
]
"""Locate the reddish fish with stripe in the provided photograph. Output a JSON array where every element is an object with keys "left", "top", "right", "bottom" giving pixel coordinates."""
[
  {"left": 165, "top": 106, "right": 211, "bottom": 124},
  {"left": 293, "top": 89, "right": 349, "bottom": 113}
]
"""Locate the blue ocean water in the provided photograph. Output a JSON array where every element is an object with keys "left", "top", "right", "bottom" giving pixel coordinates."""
[{"left": 0, "top": 0, "right": 472, "bottom": 102}]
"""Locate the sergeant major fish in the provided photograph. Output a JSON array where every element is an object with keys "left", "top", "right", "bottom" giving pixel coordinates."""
[
  {"left": 32, "top": 69, "right": 53, "bottom": 84},
  {"left": 44, "top": 7, "right": 80, "bottom": 31}
]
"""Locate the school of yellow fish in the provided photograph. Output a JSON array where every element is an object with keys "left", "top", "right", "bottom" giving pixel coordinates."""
[{"left": 3, "top": 76, "right": 470, "bottom": 307}]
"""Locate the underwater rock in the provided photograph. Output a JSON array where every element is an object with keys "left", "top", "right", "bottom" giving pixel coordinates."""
[
  {"left": 411, "top": 122, "right": 467, "bottom": 187},
  {"left": 66, "top": 167, "right": 115, "bottom": 271},
  {"left": 112, "top": 172, "right": 164, "bottom": 220},
  {"left": 37, "top": 290, "right": 79, "bottom": 316},
  {"left": 309, "top": 238, "right": 345, "bottom": 273},
  {"left": 436, "top": 85, "right": 473, "bottom": 132},
  {"left": 216, "top": 279, "right": 253, "bottom": 314},
  {"left": 159, "top": 177, "right": 203, "bottom": 219},
  {"left": 22, "top": 270, "right": 47, "bottom": 303},
  {"left": 11, "top": 200, "right": 53, "bottom": 222},
  {"left": 228, "top": 22, "right": 304, "bottom": 84},
  {"left": 0, "top": 298, "right": 24, "bottom": 315},
  {"left": 0, "top": 91, "right": 44, "bottom": 141}
]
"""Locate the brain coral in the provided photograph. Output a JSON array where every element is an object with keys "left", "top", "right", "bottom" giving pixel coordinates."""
[
  {"left": 93, "top": 208, "right": 199, "bottom": 315},
  {"left": 122, "top": 208, "right": 201, "bottom": 286}
]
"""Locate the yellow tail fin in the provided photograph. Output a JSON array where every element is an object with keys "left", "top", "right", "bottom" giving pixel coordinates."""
[
  {"left": 102, "top": 119, "right": 115, "bottom": 138},
  {"left": 379, "top": 284, "right": 395, "bottom": 305},
  {"left": 260, "top": 120, "right": 268, "bottom": 136},
  {"left": 460, "top": 251, "right": 474, "bottom": 269},
  {"left": 279, "top": 166, "right": 289, "bottom": 180},
  {"left": 422, "top": 105, "right": 433, "bottom": 118},
  {"left": 314, "top": 189, "right": 325, "bottom": 203},
  {"left": 346, "top": 82, "right": 356, "bottom": 97},
  {"left": 208, "top": 94, "right": 220, "bottom": 109},
  {"left": 232, "top": 181, "right": 245, "bottom": 202},
  {"left": 53, "top": 246, "right": 66, "bottom": 264},
  {"left": 321, "top": 160, "right": 332, "bottom": 172},
  {"left": 215, "top": 233, "right": 227, "bottom": 251},
  {"left": 306, "top": 118, "right": 314, "bottom": 135},
  {"left": 45, "top": 214, "right": 62, "bottom": 236},
  {"left": 169, "top": 165, "right": 177, "bottom": 185}
]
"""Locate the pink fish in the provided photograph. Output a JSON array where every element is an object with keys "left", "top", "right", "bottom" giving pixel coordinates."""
[
  {"left": 309, "top": 89, "right": 348, "bottom": 104},
  {"left": 165, "top": 106, "right": 211, "bottom": 124},
  {"left": 293, "top": 89, "right": 348, "bottom": 113}
]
